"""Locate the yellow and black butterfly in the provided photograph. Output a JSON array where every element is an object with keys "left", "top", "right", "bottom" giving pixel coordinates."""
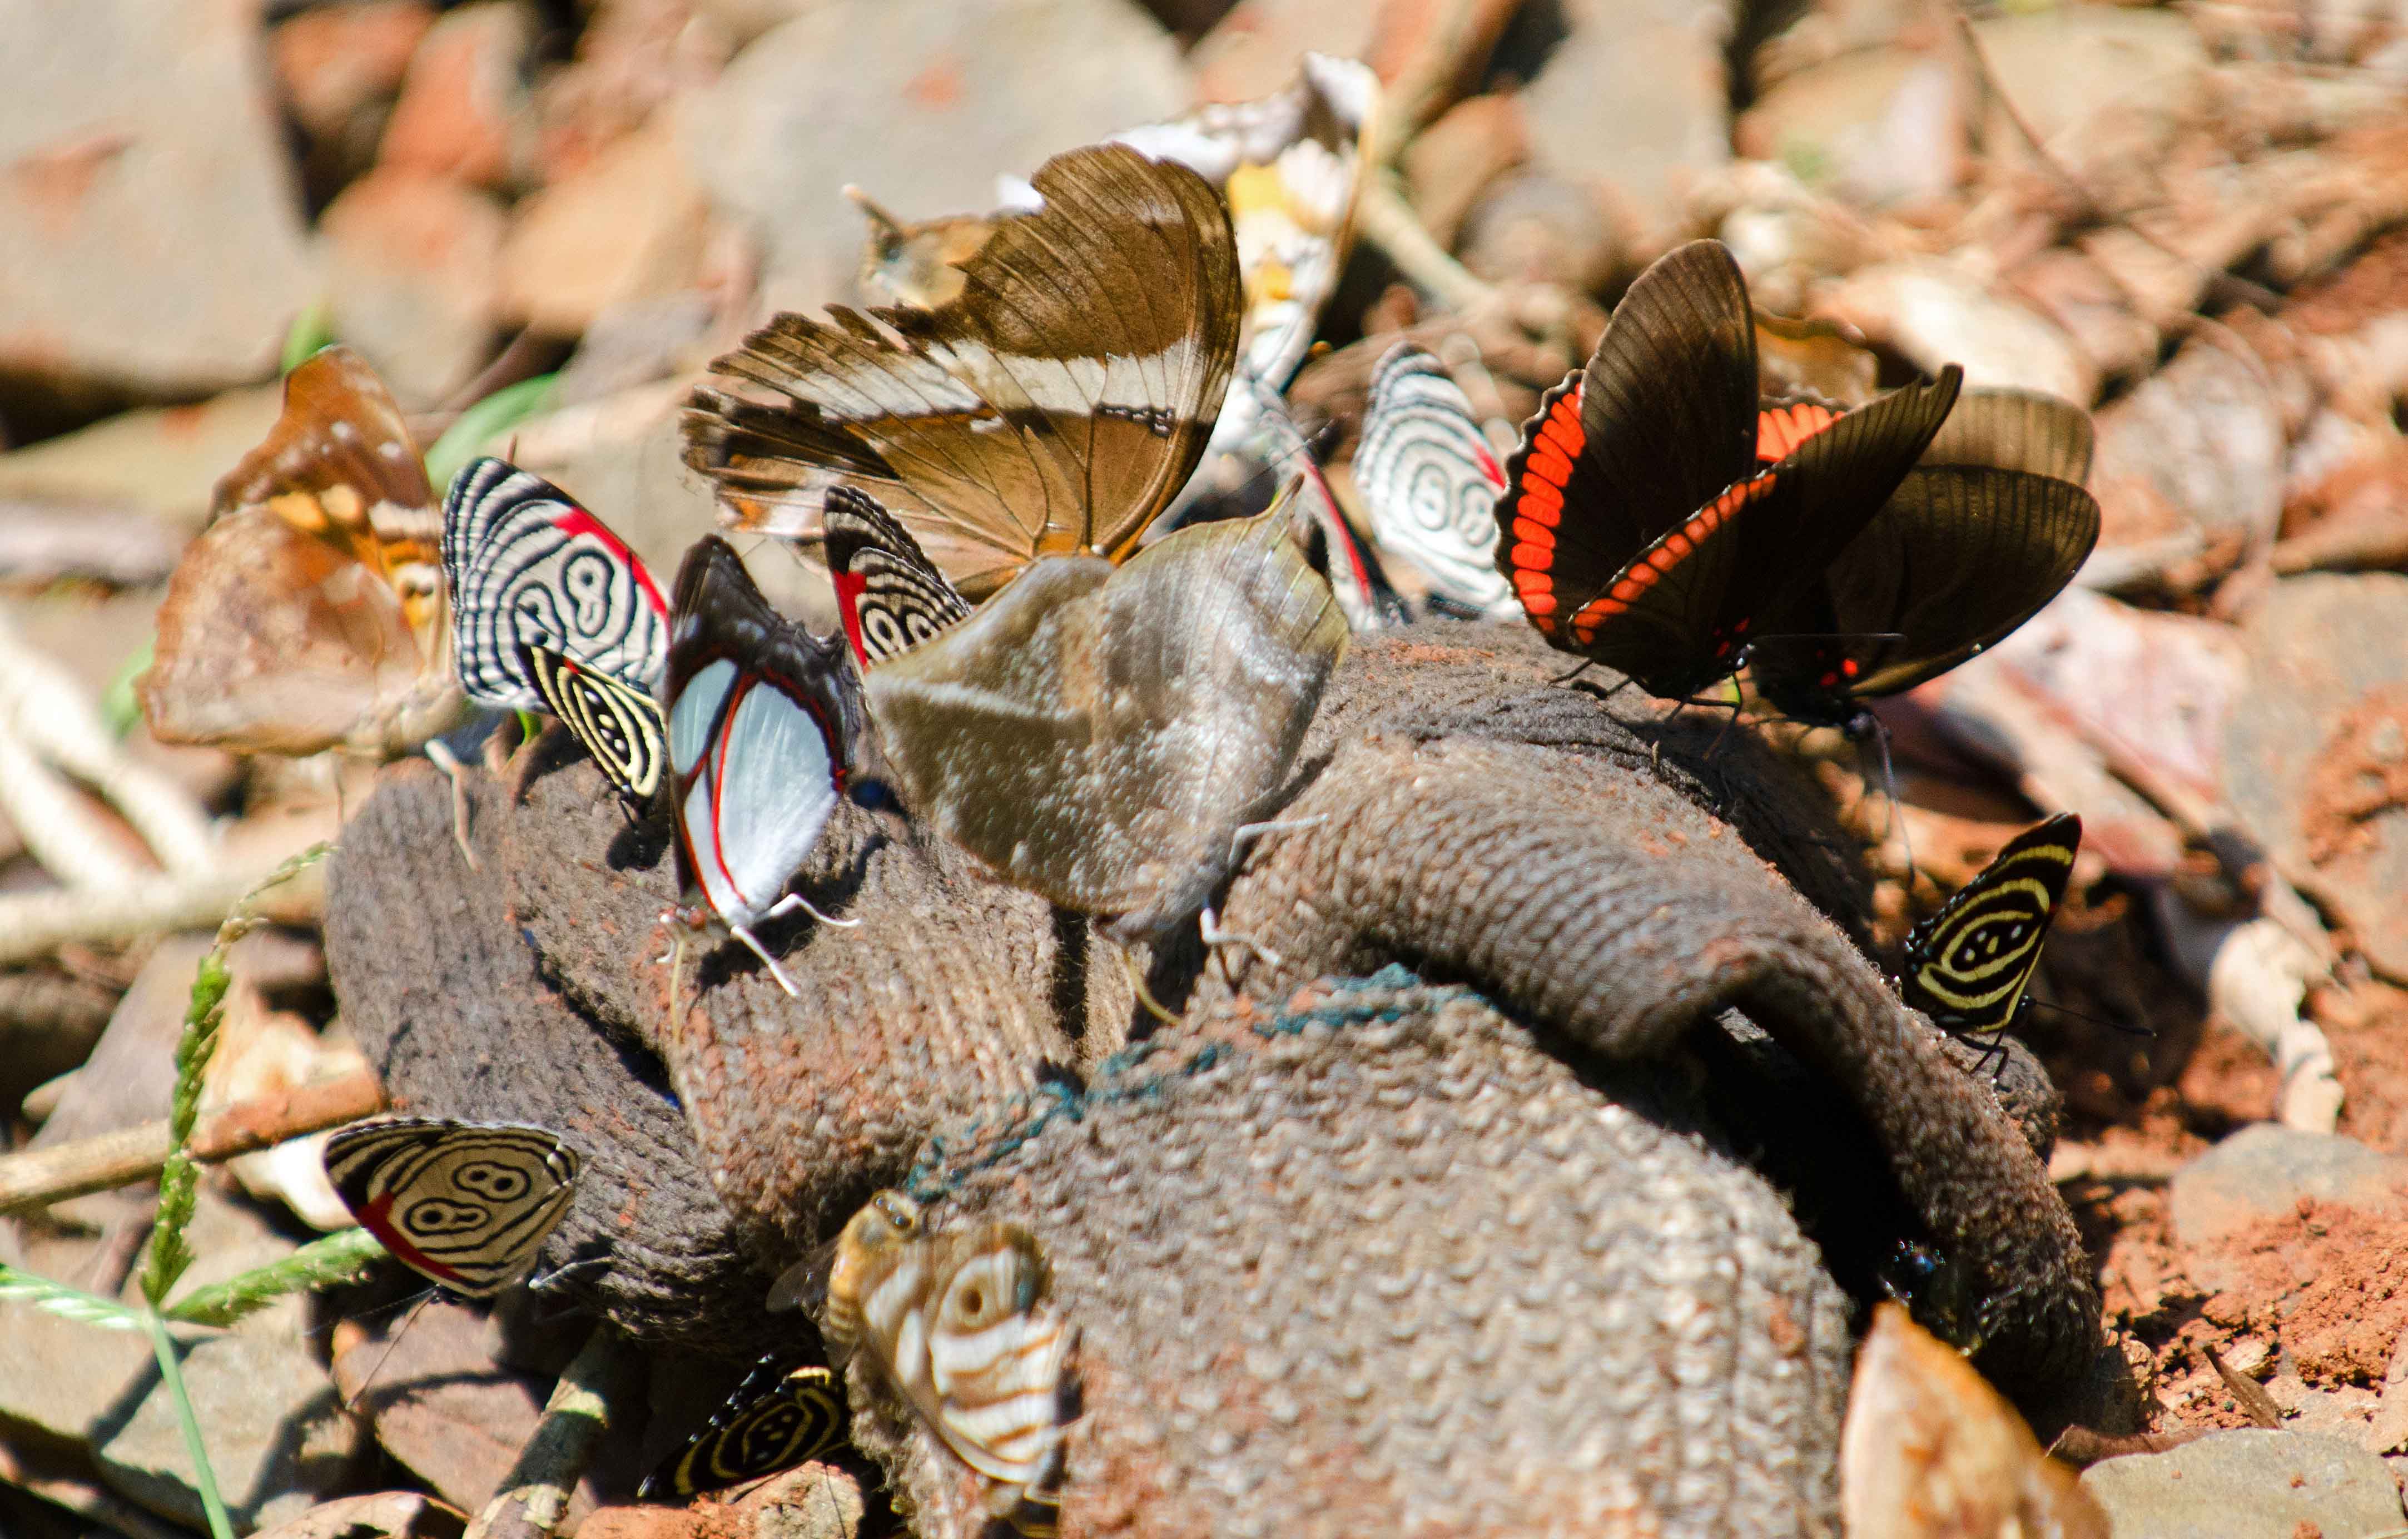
[
  {"left": 1899, "top": 813, "right": 2081, "bottom": 1044},
  {"left": 322, "top": 1117, "right": 580, "bottom": 1297},
  {"left": 639, "top": 1356, "right": 851, "bottom": 1501},
  {"left": 822, "top": 1191, "right": 1076, "bottom": 1537},
  {"left": 519, "top": 641, "right": 668, "bottom": 805}
]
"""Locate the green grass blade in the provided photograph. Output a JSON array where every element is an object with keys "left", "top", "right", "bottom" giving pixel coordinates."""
[
  {"left": 164, "top": 1228, "right": 388, "bottom": 1328},
  {"left": 423, "top": 373, "right": 559, "bottom": 498},
  {"left": 144, "top": 1305, "right": 235, "bottom": 1539},
  {"left": 280, "top": 302, "right": 335, "bottom": 375},
  {"left": 0, "top": 1263, "right": 145, "bottom": 1332}
]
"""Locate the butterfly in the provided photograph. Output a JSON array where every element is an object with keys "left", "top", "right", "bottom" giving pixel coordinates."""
[
  {"left": 683, "top": 142, "right": 1245, "bottom": 601},
  {"left": 1746, "top": 389, "right": 2101, "bottom": 732},
  {"left": 1899, "top": 813, "right": 2082, "bottom": 1042},
  {"left": 822, "top": 1190, "right": 1075, "bottom": 1537},
  {"left": 663, "top": 536, "right": 868, "bottom": 997},
  {"left": 321, "top": 1117, "right": 580, "bottom": 1298},
  {"left": 441, "top": 456, "right": 671, "bottom": 711},
  {"left": 141, "top": 345, "right": 462, "bottom": 757},
  {"left": 858, "top": 500, "right": 1347, "bottom": 942},
  {"left": 821, "top": 486, "right": 972, "bottom": 670},
  {"left": 639, "top": 1356, "right": 851, "bottom": 1501},
  {"left": 1492, "top": 240, "right": 1963, "bottom": 701},
  {"left": 519, "top": 642, "right": 669, "bottom": 803},
  {"left": 1352, "top": 342, "right": 1520, "bottom": 619}
]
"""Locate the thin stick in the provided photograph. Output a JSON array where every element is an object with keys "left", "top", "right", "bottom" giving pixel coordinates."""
[
  {"left": 1355, "top": 177, "right": 1496, "bottom": 314},
  {"left": 0, "top": 857, "right": 322, "bottom": 968},
  {"left": 0, "top": 1068, "right": 385, "bottom": 1214},
  {"left": 463, "top": 1325, "right": 642, "bottom": 1539}
]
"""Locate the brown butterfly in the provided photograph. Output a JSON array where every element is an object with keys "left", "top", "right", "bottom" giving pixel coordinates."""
[
  {"left": 822, "top": 1190, "right": 1075, "bottom": 1538},
  {"left": 140, "top": 346, "right": 460, "bottom": 757},
  {"left": 683, "top": 142, "right": 1245, "bottom": 601},
  {"left": 858, "top": 497, "right": 1348, "bottom": 941}
]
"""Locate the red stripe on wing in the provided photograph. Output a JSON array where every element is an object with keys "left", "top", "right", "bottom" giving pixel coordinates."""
[
  {"left": 1499, "top": 388, "right": 1587, "bottom": 633},
  {"left": 1756, "top": 401, "right": 1839, "bottom": 464},
  {"left": 1567, "top": 470, "right": 1780, "bottom": 649}
]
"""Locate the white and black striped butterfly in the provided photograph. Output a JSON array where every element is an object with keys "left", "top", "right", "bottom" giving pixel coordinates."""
[
  {"left": 1353, "top": 344, "right": 1519, "bottom": 619},
  {"left": 821, "top": 486, "right": 971, "bottom": 669},
  {"left": 519, "top": 642, "right": 668, "bottom": 803},
  {"left": 822, "top": 1191, "right": 1075, "bottom": 1536},
  {"left": 639, "top": 1356, "right": 851, "bottom": 1501},
  {"left": 442, "top": 458, "right": 670, "bottom": 711},
  {"left": 321, "top": 1117, "right": 580, "bottom": 1298},
  {"left": 664, "top": 537, "right": 868, "bottom": 997},
  {"left": 1901, "top": 813, "right": 2081, "bottom": 1041}
]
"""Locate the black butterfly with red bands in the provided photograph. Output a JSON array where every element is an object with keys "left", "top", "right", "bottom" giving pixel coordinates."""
[
  {"left": 1492, "top": 240, "right": 1962, "bottom": 701},
  {"left": 1747, "top": 387, "right": 2101, "bottom": 731}
]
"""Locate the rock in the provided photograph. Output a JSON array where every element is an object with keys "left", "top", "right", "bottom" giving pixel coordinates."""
[
  {"left": 0, "top": 1297, "right": 157, "bottom": 1446},
  {"left": 0, "top": 0, "right": 318, "bottom": 405},
  {"left": 740, "top": 1464, "right": 865, "bottom": 1539},
  {"left": 687, "top": 0, "right": 824, "bottom": 51},
  {"left": 1819, "top": 259, "right": 2098, "bottom": 405},
  {"left": 2092, "top": 337, "right": 2286, "bottom": 552},
  {"left": 1517, "top": 0, "right": 1734, "bottom": 243},
  {"left": 1190, "top": 0, "right": 1377, "bottom": 103},
  {"left": 93, "top": 1328, "right": 361, "bottom": 1533},
  {"left": 321, "top": 169, "right": 507, "bottom": 410},
  {"left": 0, "top": 384, "right": 282, "bottom": 528},
  {"left": 379, "top": 0, "right": 535, "bottom": 191},
  {"left": 1456, "top": 170, "right": 1620, "bottom": 294},
  {"left": 28, "top": 934, "right": 211, "bottom": 1149},
  {"left": 251, "top": 1491, "right": 466, "bottom": 1539},
  {"left": 1402, "top": 93, "right": 1527, "bottom": 249},
  {"left": 335, "top": 1299, "right": 550, "bottom": 1515},
  {"left": 499, "top": 116, "right": 711, "bottom": 337},
  {"left": 2006, "top": 246, "right": 2161, "bottom": 385},
  {"left": 2224, "top": 573, "right": 2408, "bottom": 982},
  {"left": 273, "top": 1, "right": 435, "bottom": 141},
  {"left": 2169, "top": 1124, "right": 2408, "bottom": 1249},
  {"left": 2080, "top": 1429, "right": 2405, "bottom": 1538},
  {"left": 679, "top": 0, "right": 1189, "bottom": 314}
]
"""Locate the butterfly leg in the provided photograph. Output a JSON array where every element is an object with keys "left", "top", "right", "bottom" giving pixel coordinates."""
[
  {"left": 422, "top": 739, "right": 481, "bottom": 871},
  {"left": 1200, "top": 905, "right": 1285, "bottom": 971},
  {"left": 1227, "top": 813, "right": 1328, "bottom": 870},
  {"left": 1551, "top": 658, "right": 1598, "bottom": 686},
  {"left": 766, "top": 891, "right": 862, "bottom": 930},
  {"left": 726, "top": 922, "right": 801, "bottom": 997}
]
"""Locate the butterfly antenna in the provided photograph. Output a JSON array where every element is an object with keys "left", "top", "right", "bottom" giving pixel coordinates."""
[
  {"left": 340, "top": 1291, "right": 433, "bottom": 1413},
  {"left": 2028, "top": 997, "right": 2157, "bottom": 1039},
  {"left": 729, "top": 922, "right": 802, "bottom": 997},
  {"left": 767, "top": 891, "right": 862, "bottom": 930}
]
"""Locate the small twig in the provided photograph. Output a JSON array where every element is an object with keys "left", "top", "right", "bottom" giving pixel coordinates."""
[
  {"left": 1356, "top": 177, "right": 1497, "bottom": 314},
  {"left": 463, "top": 1325, "right": 642, "bottom": 1539},
  {"left": 1371, "top": 0, "right": 1528, "bottom": 166},
  {"left": 0, "top": 1068, "right": 384, "bottom": 1214},
  {"left": 0, "top": 724, "right": 147, "bottom": 886},
  {"left": 0, "top": 857, "right": 321, "bottom": 968}
]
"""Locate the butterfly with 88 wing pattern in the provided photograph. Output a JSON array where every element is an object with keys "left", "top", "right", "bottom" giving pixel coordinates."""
[
  {"left": 518, "top": 642, "right": 668, "bottom": 804},
  {"left": 663, "top": 537, "right": 870, "bottom": 997},
  {"left": 1900, "top": 813, "right": 2082, "bottom": 1044},
  {"left": 1746, "top": 389, "right": 2101, "bottom": 731},
  {"left": 140, "top": 345, "right": 460, "bottom": 758},
  {"left": 684, "top": 143, "right": 1245, "bottom": 601},
  {"left": 321, "top": 1118, "right": 580, "bottom": 1298},
  {"left": 821, "top": 486, "right": 972, "bottom": 669},
  {"left": 640, "top": 1353, "right": 852, "bottom": 1501},
  {"left": 1491, "top": 241, "right": 1962, "bottom": 700},
  {"left": 441, "top": 456, "right": 670, "bottom": 710},
  {"left": 1352, "top": 342, "right": 1518, "bottom": 619},
  {"left": 822, "top": 1190, "right": 1076, "bottom": 1537}
]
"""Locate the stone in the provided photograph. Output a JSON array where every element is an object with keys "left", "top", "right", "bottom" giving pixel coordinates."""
[
  {"left": 500, "top": 116, "right": 710, "bottom": 337},
  {"left": 1517, "top": 0, "right": 1734, "bottom": 242},
  {"left": 273, "top": 1, "right": 436, "bottom": 141},
  {"left": 0, "top": 0, "right": 318, "bottom": 405},
  {"left": 28, "top": 934, "right": 211, "bottom": 1149},
  {"left": 1189, "top": 0, "right": 1378, "bottom": 105},
  {"left": 0, "top": 385, "right": 282, "bottom": 528},
  {"left": 2092, "top": 337, "right": 2287, "bottom": 549},
  {"left": 679, "top": 0, "right": 1189, "bottom": 315},
  {"left": 335, "top": 1299, "right": 549, "bottom": 1516},
  {"left": 2080, "top": 1429, "right": 2405, "bottom": 1539},
  {"left": 2223, "top": 573, "right": 2408, "bottom": 982},
  {"left": 1402, "top": 93, "right": 1528, "bottom": 249},
  {"left": 251, "top": 1491, "right": 466, "bottom": 1539},
  {"left": 379, "top": 0, "right": 535, "bottom": 191},
  {"left": 93, "top": 1328, "right": 361, "bottom": 1533},
  {"left": 320, "top": 168, "right": 507, "bottom": 410},
  {"left": 2169, "top": 1124, "right": 2408, "bottom": 1249},
  {"left": 0, "top": 1297, "right": 157, "bottom": 1446},
  {"left": 1819, "top": 259, "right": 2098, "bottom": 405},
  {"left": 1457, "top": 170, "right": 1620, "bottom": 294}
]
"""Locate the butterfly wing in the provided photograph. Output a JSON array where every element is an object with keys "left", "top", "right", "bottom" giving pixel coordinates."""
[
  {"left": 1901, "top": 813, "right": 2082, "bottom": 1036},
  {"left": 1354, "top": 342, "right": 1515, "bottom": 615},
  {"left": 1918, "top": 386, "right": 2095, "bottom": 484},
  {"left": 639, "top": 1358, "right": 850, "bottom": 1501},
  {"left": 686, "top": 143, "right": 1245, "bottom": 599},
  {"left": 665, "top": 539, "right": 861, "bottom": 931},
  {"left": 822, "top": 486, "right": 974, "bottom": 669},
  {"left": 443, "top": 458, "right": 669, "bottom": 709},
  {"left": 862, "top": 502, "right": 1345, "bottom": 934},
  {"left": 322, "top": 1118, "right": 580, "bottom": 1297},
  {"left": 522, "top": 643, "right": 668, "bottom": 803}
]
